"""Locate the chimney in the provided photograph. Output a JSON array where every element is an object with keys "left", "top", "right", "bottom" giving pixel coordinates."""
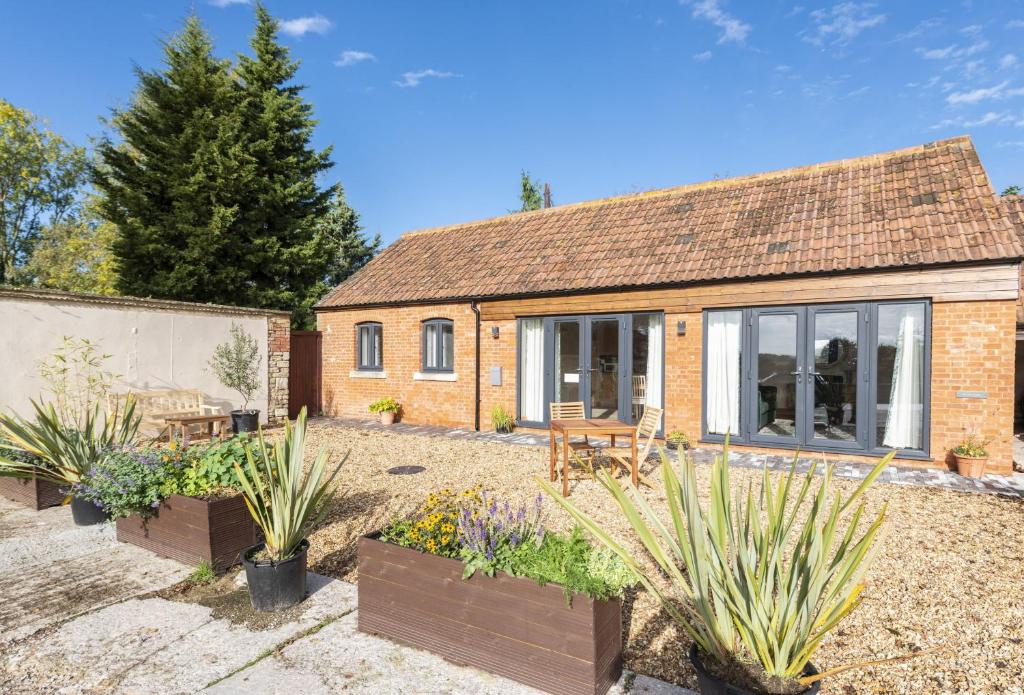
[{"left": 543, "top": 183, "right": 552, "bottom": 209}]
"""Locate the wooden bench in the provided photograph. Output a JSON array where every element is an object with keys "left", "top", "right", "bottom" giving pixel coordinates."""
[{"left": 108, "top": 389, "right": 224, "bottom": 441}]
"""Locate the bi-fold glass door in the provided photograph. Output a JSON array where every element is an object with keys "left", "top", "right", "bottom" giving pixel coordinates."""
[
  {"left": 711, "top": 304, "right": 868, "bottom": 450},
  {"left": 517, "top": 313, "right": 664, "bottom": 427},
  {"left": 553, "top": 315, "right": 627, "bottom": 420}
]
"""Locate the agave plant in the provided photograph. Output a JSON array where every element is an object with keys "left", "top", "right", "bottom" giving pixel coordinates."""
[
  {"left": 233, "top": 407, "right": 345, "bottom": 563},
  {"left": 0, "top": 397, "right": 140, "bottom": 486},
  {"left": 539, "top": 442, "right": 897, "bottom": 691}
]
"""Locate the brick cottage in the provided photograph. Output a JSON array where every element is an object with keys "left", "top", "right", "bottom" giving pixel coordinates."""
[{"left": 316, "top": 137, "right": 1023, "bottom": 473}]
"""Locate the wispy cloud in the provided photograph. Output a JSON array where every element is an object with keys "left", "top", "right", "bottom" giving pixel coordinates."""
[
  {"left": 803, "top": 3, "right": 887, "bottom": 47},
  {"left": 680, "top": 0, "right": 752, "bottom": 45},
  {"left": 946, "top": 80, "right": 1024, "bottom": 105},
  {"left": 209, "top": 0, "right": 248, "bottom": 6},
  {"left": 917, "top": 41, "right": 988, "bottom": 61},
  {"left": 394, "top": 69, "right": 461, "bottom": 88},
  {"left": 1009, "top": 20, "right": 1024, "bottom": 29},
  {"left": 279, "top": 15, "right": 333, "bottom": 37},
  {"left": 892, "top": 17, "right": 941, "bottom": 42},
  {"left": 931, "top": 111, "right": 1024, "bottom": 129},
  {"left": 1001, "top": 54, "right": 1019, "bottom": 69},
  {"left": 334, "top": 50, "right": 376, "bottom": 67},
  {"left": 997, "top": 140, "right": 1024, "bottom": 148},
  {"left": 693, "top": 50, "right": 713, "bottom": 61}
]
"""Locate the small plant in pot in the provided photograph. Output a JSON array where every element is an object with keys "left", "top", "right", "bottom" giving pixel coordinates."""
[
  {"left": 368, "top": 397, "right": 399, "bottom": 425},
  {"left": 209, "top": 323, "right": 262, "bottom": 433},
  {"left": 491, "top": 404, "right": 515, "bottom": 434},
  {"left": 234, "top": 407, "right": 345, "bottom": 611},
  {"left": 541, "top": 441, "right": 912, "bottom": 695},
  {"left": 952, "top": 435, "right": 989, "bottom": 478},
  {"left": 665, "top": 430, "right": 689, "bottom": 451},
  {"left": 0, "top": 398, "right": 141, "bottom": 525}
]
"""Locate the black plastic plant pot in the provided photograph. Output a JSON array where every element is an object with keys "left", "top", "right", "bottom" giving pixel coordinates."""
[
  {"left": 231, "top": 410, "right": 260, "bottom": 434},
  {"left": 70, "top": 496, "right": 109, "bottom": 526},
  {"left": 242, "top": 540, "right": 309, "bottom": 612},
  {"left": 688, "top": 645, "right": 820, "bottom": 695}
]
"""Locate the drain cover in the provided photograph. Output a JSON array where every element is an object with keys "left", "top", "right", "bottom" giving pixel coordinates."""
[{"left": 387, "top": 465, "right": 426, "bottom": 475}]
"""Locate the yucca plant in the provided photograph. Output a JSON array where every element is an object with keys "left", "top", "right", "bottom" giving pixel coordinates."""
[
  {"left": 539, "top": 442, "right": 898, "bottom": 693},
  {"left": 233, "top": 407, "right": 345, "bottom": 563},
  {"left": 0, "top": 397, "right": 140, "bottom": 486}
]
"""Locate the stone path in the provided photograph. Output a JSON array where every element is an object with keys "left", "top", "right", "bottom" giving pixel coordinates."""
[
  {"left": 320, "top": 416, "right": 1024, "bottom": 498},
  {"left": 0, "top": 498, "right": 694, "bottom": 695}
]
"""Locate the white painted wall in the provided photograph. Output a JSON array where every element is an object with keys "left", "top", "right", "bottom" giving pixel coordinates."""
[{"left": 0, "top": 296, "right": 271, "bottom": 424}]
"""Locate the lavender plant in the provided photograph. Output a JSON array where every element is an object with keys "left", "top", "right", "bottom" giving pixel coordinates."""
[
  {"left": 73, "top": 445, "right": 191, "bottom": 519},
  {"left": 457, "top": 491, "right": 545, "bottom": 579}
]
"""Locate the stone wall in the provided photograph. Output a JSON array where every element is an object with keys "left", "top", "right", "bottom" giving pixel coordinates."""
[{"left": 268, "top": 316, "right": 291, "bottom": 424}]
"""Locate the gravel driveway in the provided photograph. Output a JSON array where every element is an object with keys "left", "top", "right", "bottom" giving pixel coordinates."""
[{"left": 302, "top": 420, "right": 1024, "bottom": 695}]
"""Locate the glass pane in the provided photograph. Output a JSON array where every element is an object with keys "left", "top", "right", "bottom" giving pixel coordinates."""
[
  {"left": 554, "top": 321, "right": 580, "bottom": 404},
  {"left": 372, "top": 327, "right": 381, "bottom": 367},
  {"left": 424, "top": 324, "right": 438, "bottom": 368},
  {"left": 519, "top": 319, "right": 545, "bottom": 422},
  {"left": 756, "top": 313, "right": 798, "bottom": 438},
  {"left": 441, "top": 322, "right": 453, "bottom": 369},
  {"left": 631, "top": 314, "right": 663, "bottom": 423},
  {"left": 706, "top": 311, "right": 742, "bottom": 435},
  {"left": 359, "top": 327, "right": 369, "bottom": 367},
  {"left": 877, "top": 304, "right": 925, "bottom": 449},
  {"left": 590, "top": 319, "right": 619, "bottom": 420},
  {"left": 811, "top": 312, "right": 859, "bottom": 442}
]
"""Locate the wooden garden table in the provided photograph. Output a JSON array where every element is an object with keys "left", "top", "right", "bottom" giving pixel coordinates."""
[
  {"left": 165, "top": 414, "right": 231, "bottom": 446},
  {"left": 548, "top": 418, "right": 637, "bottom": 497}
]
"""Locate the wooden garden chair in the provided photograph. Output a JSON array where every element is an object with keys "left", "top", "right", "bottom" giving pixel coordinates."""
[
  {"left": 549, "top": 401, "right": 597, "bottom": 478},
  {"left": 631, "top": 375, "right": 647, "bottom": 421},
  {"left": 601, "top": 405, "right": 663, "bottom": 488}
]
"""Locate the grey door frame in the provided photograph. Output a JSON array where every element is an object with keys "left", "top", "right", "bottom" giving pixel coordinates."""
[{"left": 748, "top": 306, "right": 805, "bottom": 448}]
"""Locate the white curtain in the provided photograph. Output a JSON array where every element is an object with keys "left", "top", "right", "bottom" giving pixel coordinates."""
[
  {"left": 645, "top": 315, "right": 663, "bottom": 409},
  {"left": 706, "top": 311, "right": 742, "bottom": 435},
  {"left": 519, "top": 319, "right": 544, "bottom": 422},
  {"left": 883, "top": 309, "right": 923, "bottom": 449}
]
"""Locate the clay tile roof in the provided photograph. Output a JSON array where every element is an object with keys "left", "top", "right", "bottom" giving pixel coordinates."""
[
  {"left": 318, "top": 136, "right": 1024, "bottom": 309},
  {"left": 1001, "top": 194, "right": 1024, "bottom": 324}
]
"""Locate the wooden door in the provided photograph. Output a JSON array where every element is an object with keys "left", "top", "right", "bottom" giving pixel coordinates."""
[{"left": 288, "top": 331, "right": 322, "bottom": 419}]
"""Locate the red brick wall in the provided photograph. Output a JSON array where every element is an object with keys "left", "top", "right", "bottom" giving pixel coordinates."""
[
  {"left": 318, "top": 298, "right": 1016, "bottom": 473},
  {"left": 317, "top": 304, "right": 477, "bottom": 427}
]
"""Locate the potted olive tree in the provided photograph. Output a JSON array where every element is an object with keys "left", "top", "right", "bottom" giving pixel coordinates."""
[
  {"left": 541, "top": 442, "right": 911, "bottom": 695},
  {"left": 952, "top": 435, "right": 988, "bottom": 478},
  {"left": 234, "top": 407, "right": 345, "bottom": 611},
  {"left": 209, "top": 323, "right": 262, "bottom": 433},
  {"left": 368, "top": 397, "right": 399, "bottom": 425}
]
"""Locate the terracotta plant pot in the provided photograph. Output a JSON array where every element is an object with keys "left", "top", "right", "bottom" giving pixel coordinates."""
[
  {"left": 379, "top": 411, "right": 395, "bottom": 425},
  {"left": 954, "top": 454, "right": 987, "bottom": 478}
]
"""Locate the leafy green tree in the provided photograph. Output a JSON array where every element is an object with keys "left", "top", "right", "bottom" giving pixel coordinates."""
[
  {"left": 0, "top": 99, "right": 87, "bottom": 284},
  {"left": 1002, "top": 185, "right": 1021, "bottom": 196},
  {"left": 518, "top": 170, "right": 542, "bottom": 212},
  {"left": 94, "top": 16, "right": 244, "bottom": 303},
  {"left": 26, "top": 201, "right": 118, "bottom": 295}
]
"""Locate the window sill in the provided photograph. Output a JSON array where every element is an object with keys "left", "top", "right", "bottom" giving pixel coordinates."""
[
  {"left": 414, "top": 371, "right": 457, "bottom": 382},
  {"left": 350, "top": 370, "right": 387, "bottom": 379}
]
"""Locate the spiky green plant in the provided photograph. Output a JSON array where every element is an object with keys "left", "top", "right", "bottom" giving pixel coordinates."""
[
  {"left": 233, "top": 407, "right": 345, "bottom": 563},
  {"left": 0, "top": 397, "right": 140, "bottom": 486},
  {"left": 539, "top": 443, "right": 896, "bottom": 690}
]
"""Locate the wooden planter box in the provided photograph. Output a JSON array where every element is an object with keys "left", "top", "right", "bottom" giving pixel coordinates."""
[
  {"left": 357, "top": 534, "right": 622, "bottom": 695},
  {"left": 116, "top": 493, "right": 259, "bottom": 570},
  {"left": 0, "top": 475, "right": 65, "bottom": 510}
]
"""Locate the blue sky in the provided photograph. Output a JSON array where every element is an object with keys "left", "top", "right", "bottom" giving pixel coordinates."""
[{"left": 3, "top": 1, "right": 1024, "bottom": 245}]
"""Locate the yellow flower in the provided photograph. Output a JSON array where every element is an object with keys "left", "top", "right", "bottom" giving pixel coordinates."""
[
  {"left": 440, "top": 535, "right": 451, "bottom": 545},
  {"left": 167, "top": 440, "right": 177, "bottom": 451},
  {"left": 441, "top": 523, "right": 455, "bottom": 534}
]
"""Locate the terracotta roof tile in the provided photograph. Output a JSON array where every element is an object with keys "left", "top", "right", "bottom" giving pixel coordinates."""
[
  {"left": 319, "top": 136, "right": 1024, "bottom": 308},
  {"left": 1001, "top": 195, "right": 1024, "bottom": 325}
]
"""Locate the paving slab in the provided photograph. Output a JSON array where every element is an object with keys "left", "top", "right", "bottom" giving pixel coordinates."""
[{"left": 207, "top": 610, "right": 696, "bottom": 695}]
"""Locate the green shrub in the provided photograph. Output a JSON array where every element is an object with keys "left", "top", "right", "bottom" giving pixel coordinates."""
[
  {"left": 188, "top": 559, "right": 216, "bottom": 584},
  {"left": 953, "top": 435, "right": 988, "bottom": 457},
  {"left": 163, "top": 434, "right": 251, "bottom": 498},
  {"left": 490, "top": 405, "right": 515, "bottom": 433},
  {"left": 666, "top": 430, "right": 689, "bottom": 446},
  {"left": 368, "top": 397, "right": 399, "bottom": 414}
]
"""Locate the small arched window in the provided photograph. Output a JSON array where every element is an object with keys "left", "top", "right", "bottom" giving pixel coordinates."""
[
  {"left": 421, "top": 318, "right": 454, "bottom": 372},
  {"left": 356, "top": 322, "right": 383, "bottom": 370}
]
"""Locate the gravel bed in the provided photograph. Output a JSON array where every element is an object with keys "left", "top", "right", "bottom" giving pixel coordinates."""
[{"left": 301, "top": 422, "right": 1024, "bottom": 695}]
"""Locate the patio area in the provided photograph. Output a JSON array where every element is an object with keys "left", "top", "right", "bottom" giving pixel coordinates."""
[{"left": 299, "top": 418, "right": 1024, "bottom": 695}]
